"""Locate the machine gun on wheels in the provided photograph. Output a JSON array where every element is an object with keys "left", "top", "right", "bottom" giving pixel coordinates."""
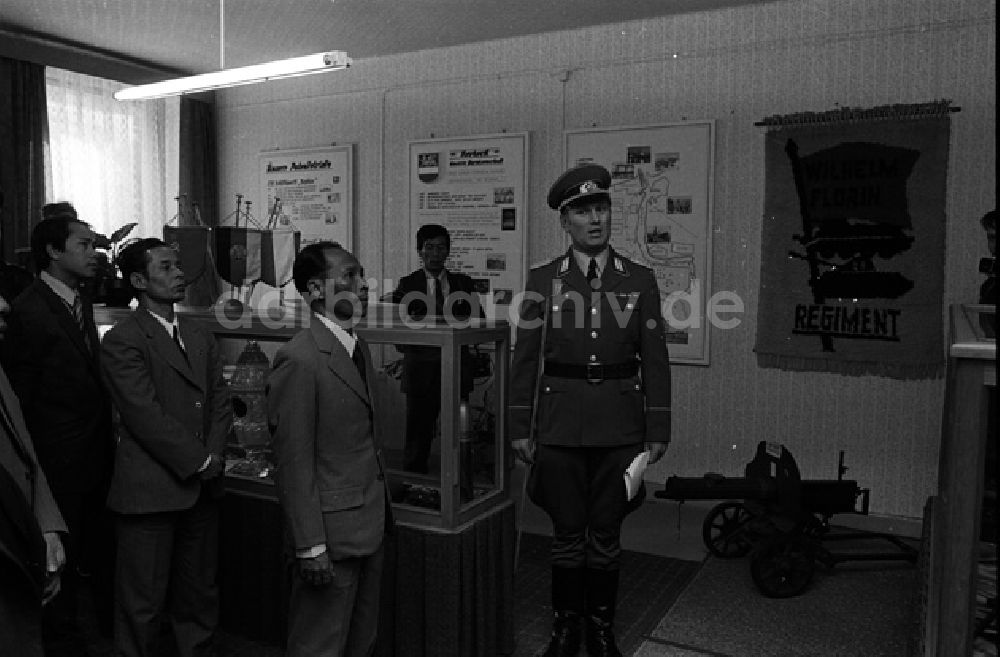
[{"left": 655, "top": 441, "right": 919, "bottom": 598}]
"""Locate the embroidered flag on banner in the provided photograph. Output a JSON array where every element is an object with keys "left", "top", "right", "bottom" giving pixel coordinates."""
[
  {"left": 754, "top": 103, "right": 951, "bottom": 379},
  {"left": 214, "top": 226, "right": 300, "bottom": 288},
  {"left": 163, "top": 225, "right": 219, "bottom": 307}
]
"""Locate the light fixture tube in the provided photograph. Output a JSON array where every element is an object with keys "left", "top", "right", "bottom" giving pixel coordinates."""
[{"left": 114, "top": 51, "right": 351, "bottom": 101}]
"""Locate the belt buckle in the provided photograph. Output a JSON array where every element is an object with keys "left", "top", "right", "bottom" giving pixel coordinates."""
[{"left": 586, "top": 362, "right": 603, "bottom": 384}]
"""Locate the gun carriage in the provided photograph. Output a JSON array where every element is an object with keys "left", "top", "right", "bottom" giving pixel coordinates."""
[{"left": 655, "top": 441, "right": 918, "bottom": 598}]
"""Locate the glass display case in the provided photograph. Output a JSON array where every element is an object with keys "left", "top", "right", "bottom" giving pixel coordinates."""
[{"left": 96, "top": 303, "right": 511, "bottom": 530}]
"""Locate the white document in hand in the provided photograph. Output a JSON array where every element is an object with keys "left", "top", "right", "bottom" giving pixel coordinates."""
[{"left": 624, "top": 450, "right": 650, "bottom": 501}]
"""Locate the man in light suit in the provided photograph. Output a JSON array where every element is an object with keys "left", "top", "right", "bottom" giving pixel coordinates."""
[
  {"left": 267, "top": 242, "right": 390, "bottom": 657},
  {"left": 1, "top": 204, "right": 115, "bottom": 649},
  {"left": 0, "top": 291, "right": 67, "bottom": 657},
  {"left": 100, "top": 238, "right": 231, "bottom": 657}
]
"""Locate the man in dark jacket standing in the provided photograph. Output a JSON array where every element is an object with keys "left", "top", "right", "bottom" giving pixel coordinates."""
[
  {"left": 509, "top": 164, "right": 671, "bottom": 657},
  {"left": 0, "top": 290, "right": 67, "bottom": 657},
  {"left": 1, "top": 203, "right": 115, "bottom": 650},
  {"left": 388, "top": 224, "right": 482, "bottom": 473}
]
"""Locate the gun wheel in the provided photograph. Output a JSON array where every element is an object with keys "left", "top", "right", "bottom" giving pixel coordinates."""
[
  {"left": 750, "top": 536, "right": 815, "bottom": 598},
  {"left": 702, "top": 501, "right": 754, "bottom": 558}
]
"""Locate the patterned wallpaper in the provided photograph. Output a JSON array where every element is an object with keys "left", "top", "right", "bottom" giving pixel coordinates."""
[{"left": 216, "top": 0, "right": 996, "bottom": 519}]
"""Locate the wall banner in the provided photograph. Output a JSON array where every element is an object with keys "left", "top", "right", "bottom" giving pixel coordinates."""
[
  {"left": 407, "top": 133, "right": 529, "bottom": 317},
  {"left": 755, "top": 102, "right": 954, "bottom": 379}
]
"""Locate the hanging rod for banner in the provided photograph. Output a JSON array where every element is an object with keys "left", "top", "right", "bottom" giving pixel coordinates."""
[{"left": 755, "top": 100, "right": 960, "bottom": 127}]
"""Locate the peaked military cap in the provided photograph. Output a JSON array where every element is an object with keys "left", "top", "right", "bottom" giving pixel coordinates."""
[{"left": 547, "top": 163, "right": 612, "bottom": 211}]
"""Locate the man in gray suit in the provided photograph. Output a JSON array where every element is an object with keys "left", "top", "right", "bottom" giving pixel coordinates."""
[
  {"left": 267, "top": 242, "right": 390, "bottom": 657},
  {"left": 100, "top": 238, "right": 231, "bottom": 657},
  {"left": 0, "top": 292, "right": 67, "bottom": 657}
]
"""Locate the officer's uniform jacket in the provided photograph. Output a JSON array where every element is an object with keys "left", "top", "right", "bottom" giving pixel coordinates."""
[{"left": 509, "top": 247, "right": 671, "bottom": 447}]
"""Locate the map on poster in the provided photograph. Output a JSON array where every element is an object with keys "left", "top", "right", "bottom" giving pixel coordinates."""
[
  {"left": 258, "top": 144, "right": 353, "bottom": 248},
  {"left": 408, "top": 133, "right": 528, "bottom": 317},
  {"left": 565, "top": 122, "right": 715, "bottom": 365}
]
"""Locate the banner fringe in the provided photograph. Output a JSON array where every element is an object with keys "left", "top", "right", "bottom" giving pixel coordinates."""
[
  {"left": 756, "top": 353, "right": 944, "bottom": 381},
  {"left": 755, "top": 99, "right": 958, "bottom": 128}
]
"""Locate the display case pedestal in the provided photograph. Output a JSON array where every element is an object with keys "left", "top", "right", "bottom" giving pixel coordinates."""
[{"left": 219, "top": 477, "right": 515, "bottom": 656}]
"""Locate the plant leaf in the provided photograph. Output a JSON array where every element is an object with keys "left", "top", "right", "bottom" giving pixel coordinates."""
[{"left": 110, "top": 222, "right": 138, "bottom": 243}]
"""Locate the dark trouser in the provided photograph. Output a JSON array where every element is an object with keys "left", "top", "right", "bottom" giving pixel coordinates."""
[
  {"left": 531, "top": 444, "right": 643, "bottom": 569},
  {"left": 286, "top": 541, "right": 385, "bottom": 657},
  {"left": 403, "top": 387, "right": 441, "bottom": 475},
  {"left": 114, "top": 495, "right": 220, "bottom": 657},
  {"left": 0, "top": 561, "right": 43, "bottom": 657},
  {"left": 43, "top": 484, "right": 116, "bottom": 654}
]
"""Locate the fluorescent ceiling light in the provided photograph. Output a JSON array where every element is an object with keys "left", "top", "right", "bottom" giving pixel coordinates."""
[{"left": 114, "top": 51, "right": 351, "bottom": 101}]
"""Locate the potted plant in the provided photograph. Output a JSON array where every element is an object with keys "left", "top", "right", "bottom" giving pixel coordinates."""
[{"left": 93, "top": 222, "right": 139, "bottom": 306}]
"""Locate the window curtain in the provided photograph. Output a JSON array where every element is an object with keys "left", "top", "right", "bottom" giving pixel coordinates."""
[
  {"left": 0, "top": 57, "right": 49, "bottom": 265},
  {"left": 178, "top": 98, "right": 218, "bottom": 226},
  {"left": 45, "top": 67, "right": 179, "bottom": 242}
]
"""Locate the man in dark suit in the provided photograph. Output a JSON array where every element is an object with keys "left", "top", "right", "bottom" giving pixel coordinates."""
[
  {"left": 0, "top": 203, "right": 115, "bottom": 650},
  {"left": 100, "top": 238, "right": 231, "bottom": 657},
  {"left": 510, "top": 164, "right": 671, "bottom": 657},
  {"left": 0, "top": 291, "right": 67, "bottom": 657},
  {"left": 388, "top": 224, "right": 482, "bottom": 473},
  {"left": 267, "top": 242, "right": 390, "bottom": 657}
]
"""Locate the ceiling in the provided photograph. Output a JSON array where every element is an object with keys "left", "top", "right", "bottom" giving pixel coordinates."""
[{"left": 1, "top": 0, "right": 772, "bottom": 82}]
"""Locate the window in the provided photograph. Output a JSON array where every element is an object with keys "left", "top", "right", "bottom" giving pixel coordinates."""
[{"left": 45, "top": 67, "right": 179, "bottom": 241}]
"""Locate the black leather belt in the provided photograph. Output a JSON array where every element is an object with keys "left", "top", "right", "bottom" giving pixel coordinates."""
[{"left": 544, "top": 360, "right": 638, "bottom": 384}]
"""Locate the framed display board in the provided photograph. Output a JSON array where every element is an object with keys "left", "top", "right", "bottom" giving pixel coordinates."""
[
  {"left": 565, "top": 121, "right": 715, "bottom": 365},
  {"left": 258, "top": 144, "right": 354, "bottom": 249},
  {"left": 408, "top": 133, "right": 529, "bottom": 319}
]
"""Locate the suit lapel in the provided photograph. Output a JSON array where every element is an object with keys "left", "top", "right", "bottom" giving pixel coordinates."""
[
  {"left": 309, "top": 321, "right": 369, "bottom": 405},
  {"left": 177, "top": 321, "right": 207, "bottom": 392},
  {"left": 35, "top": 281, "right": 93, "bottom": 367},
  {"left": 135, "top": 310, "right": 202, "bottom": 390},
  {"left": 0, "top": 369, "right": 35, "bottom": 472}
]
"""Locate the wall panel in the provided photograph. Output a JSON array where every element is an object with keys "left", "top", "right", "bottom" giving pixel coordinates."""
[{"left": 217, "top": 0, "right": 995, "bottom": 518}]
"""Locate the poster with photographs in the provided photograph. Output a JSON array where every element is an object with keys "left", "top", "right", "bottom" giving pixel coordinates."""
[
  {"left": 258, "top": 144, "right": 353, "bottom": 248},
  {"left": 408, "top": 133, "right": 529, "bottom": 317},
  {"left": 566, "top": 122, "right": 715, "bottom": 365}
]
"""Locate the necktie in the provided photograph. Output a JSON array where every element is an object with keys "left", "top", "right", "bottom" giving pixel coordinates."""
[
  {"left": 72, "top": 295, "right": 92, "bottom": 352},
  {"left": 586, "top": 258, "right": 599, "bottom": 283},
  {"left": 351, "top": 342, "right": 367, "bottom": 386},
  {"left": 433, "top": 276, "right": 445, "bottom": 315},
  {"left": 172, "top": 325, "right": 188, "bottom": 361}
]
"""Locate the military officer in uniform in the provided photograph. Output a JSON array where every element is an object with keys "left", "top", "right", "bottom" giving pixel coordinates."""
[{"left": 510, "top": 164, "right": 671, "bottom": 657}]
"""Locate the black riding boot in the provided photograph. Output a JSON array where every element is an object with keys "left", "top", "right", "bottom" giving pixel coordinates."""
[
  {"left": 585, "top": 568, "right": 622, "bottom": 657},
  {"left": 541, "top": 566, "right": 585, "bottom": 657}
]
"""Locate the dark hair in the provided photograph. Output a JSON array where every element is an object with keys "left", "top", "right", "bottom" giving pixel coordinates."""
[
  {"left": 117, "top": 237, "right": 169, "bottom": 295},
  {"left": 30, "top": 210, "right": 90, "bottom": 274},
  {"left": 982, "top": 210, "right": 997, "bottom": 231},
  {"left": 292, "top": 241, "right": 342, "bottom": 294},
  {"left": 416, "top": 224, "right": 450, "bottom": 251}
]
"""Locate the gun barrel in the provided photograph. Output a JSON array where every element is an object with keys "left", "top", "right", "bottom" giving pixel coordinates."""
[{"left": 655, "top": 476, "right": 778, "bottom": 501}]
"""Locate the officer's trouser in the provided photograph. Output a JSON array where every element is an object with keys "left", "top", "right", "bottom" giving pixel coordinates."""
[{"left": 531, "top": 443, "right": 644, "bottom": 569}]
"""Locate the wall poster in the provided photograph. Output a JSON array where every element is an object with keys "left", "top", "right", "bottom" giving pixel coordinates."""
[
  {"left": 408, "top": 133, "right": 529, "bottom": 319},
  {"left": 565, "top": 122, "right": 715, "bottom": 365},
  {"left": 258, "top": 144, "right": 353, "bottom": 249}
]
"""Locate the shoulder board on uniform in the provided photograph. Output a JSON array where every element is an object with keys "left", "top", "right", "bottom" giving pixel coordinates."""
[
  {"left": 529, "top": 254, "right": 569, "bottom": 273},
  {"left": 611, "top": 256, "right": 631, "bottom": 276}
]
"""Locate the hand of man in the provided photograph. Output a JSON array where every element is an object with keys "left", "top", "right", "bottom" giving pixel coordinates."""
[
  {"left": 297, "top": 552, "right": 335, "bottom": 587},
  {"left": 200, "top": 453, "right": 224, "bottom": 480},
  {"left": 42, "top": 532, "right": 65, "bottom": 605},
  {"left": 645, "top": 441, "right": 668, "bottom": 465},
  {"left": 511, "top": 438, "right": 536, "bottom": 465}
]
